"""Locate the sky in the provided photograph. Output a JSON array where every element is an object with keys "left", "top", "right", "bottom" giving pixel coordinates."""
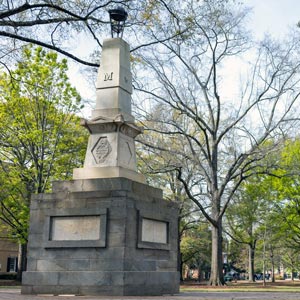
[
  {"left": 244, "top": 0, "right": 299, "bottom": 38},
  {"left": 219, "top": 0, "right": 300, "bottom": 102},
  {"left": 71, "top": 0, "right": 300, "bottom": 117}
]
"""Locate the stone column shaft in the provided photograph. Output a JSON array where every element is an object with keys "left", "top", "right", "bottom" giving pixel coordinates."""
[{"left": 73, "top": 38, "right": 145, "bottom": 183}]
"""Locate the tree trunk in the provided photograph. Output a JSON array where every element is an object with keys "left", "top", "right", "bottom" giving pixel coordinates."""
[
  {"left": 262, "top": 242, "right": 266, "bottom": 287},
  {"left": 271, "top": 262, "right": 275, "bottom": 282},
  {"left": 248, "top": 244, "right": 255, "bottom": 282},
  {"left": 17, "top": 243, "right": 27, "bottom": 282},
  {"left": 178, "top": 217, "right": 184, "bottom": 282},
  {"left": 209, "top": 222, "right": 224, "bottom": 285},
  {"left": 197, "top": 264, "right": 203, "bottom": 282},
  {"left": 179, "top": 256, "right": 184, "bottom": 282},
  {"left": 270, "top": 246, "right": 275, "bottom": 282}
]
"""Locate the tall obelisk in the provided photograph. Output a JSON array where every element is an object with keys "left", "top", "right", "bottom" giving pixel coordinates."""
[
  {"left": 73, "top": 38, "right": 145, "bottom": 183},
  {"left": 22, "top": 9, "right": 179, "bottom": 296}
]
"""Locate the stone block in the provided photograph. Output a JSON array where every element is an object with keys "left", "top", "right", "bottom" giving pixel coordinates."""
[
  {"left": 132, "top": 181, "right": 163, "bottom": 198},
  {"left": 91, "top": 108, "right": 134, "bottom": 123},
  {"left": 95, "top": 87, "right": 132, "bottom": 113},
  {"left": 20, "top": 286, "right": 33, "bottom": 295},
  {"left": 55, "top": 198, "right": 87, "bottom": 209},
  {"left": 35, "top": 247, "right": 124, "bottom": 261},
  {"left": 89, "top": 259, "right": 124, "bottom": 272},
  {"left": 109, "top": 218, "right": 126, "bottom": 233},
  {"left": 73, "top": 166, "right": 146, "bottom": 183},
  {"left": 28, "top": 211, "right": 44, "bottom": 234},
  {"left": 30, "top": 198, "right": 55, "bottom": 210},
  {"left": 22, "top": 271, "right": 59, "bottom": 285},
  {"left": 26, "top": 258, "right": 37, "bottom": 271},
  {"left": 96, "top": 38, "right": 132, "bottom": 94},
  {"left": 79, "top": 285, "right": 124, "bottom": 296},
  {"left": 123, "top": 259, "right": 156, "bottom": 271},
  {"left": 111, "top": 190, "right": 128, "bottom": 197},
  {"left": 37, "top": 259, "right": 90, "bottom": 272},
  {"left": 25, "top": 285, "right": 80, "bottom": 295},
  {"left": 58, "top": 271, "right": 124, "bottom": 286},
  {"left": 52, "top": 191, "right": 69, "bottom": 201},
  {"left": 157, "top": 260, "right": 178, "bottom": 271},
  {"left": 140, "top": 248, "right": 171, "bottom": 260},
  {"left": 23, "top": 177, "right": 179, "bottom": 296},
  {"left": 52, "top": 178, "right": 133, "bottom": 193},
  {"left": 108, "top": 232, "right": 126, "bottom": 247},
  {"left": 27, "top": 234, "right": 44, "bottom": 247}
]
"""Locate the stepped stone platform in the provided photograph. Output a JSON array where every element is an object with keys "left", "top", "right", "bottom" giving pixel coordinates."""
[{"left": 21, "top": 177, "right": 179, "bottom": 296}]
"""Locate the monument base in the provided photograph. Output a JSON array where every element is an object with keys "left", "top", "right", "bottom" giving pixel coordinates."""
[
  {"left": 21, "top": 177, "right": 179, "bottom": 296},
  {"left": 22, "top": 271, "right": 179, "bottom": 296},
  {"left": 73, "top": 166, "right": 146, "bottom": 183}
]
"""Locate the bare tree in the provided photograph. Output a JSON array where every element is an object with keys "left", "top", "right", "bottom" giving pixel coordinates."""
[
  {"left": 0, "top": 0, "right": 186, "bottom": 70},
  {"left": 134, "top": 0, "right": 300, "bottom": 285}
]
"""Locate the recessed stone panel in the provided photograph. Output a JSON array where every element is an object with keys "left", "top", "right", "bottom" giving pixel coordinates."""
[
  {"left": 50, "top": 216, "right": 101, "bottom": 241},
  {"left": 44, "top": 208, "right": 107, "bottom": 248},
  {"left": 91, "top": 136, "right": 112, "bottom": 164},
  {"left": 141, "top": 218, "right": 167, "bottom": 244}
]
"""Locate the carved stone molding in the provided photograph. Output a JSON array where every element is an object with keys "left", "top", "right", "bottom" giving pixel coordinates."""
[{"left": 91, "top": 137, "right": 112, "bottom": 164}]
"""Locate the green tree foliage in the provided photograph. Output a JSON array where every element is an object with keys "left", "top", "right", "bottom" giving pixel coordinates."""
[
  {"left": 181, "top": 222, "right": 211, "bottom": 281},
  {"left": 225, "top": 176, "right": 273, "bottom": 281},
  {"left": 0, "top": 45, "right": 88, "bottom": 243},
  {"left": 265, "top": 139, "right": 300, "bottom": 259},
  {"left": 226, "top": 139, "right": 300, "bottom": 281},
  {"left": 135, "top": 0, "right": 300, "bottom": 285}
]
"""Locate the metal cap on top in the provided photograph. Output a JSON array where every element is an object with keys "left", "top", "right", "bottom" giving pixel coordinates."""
[{"left": 108, "top": 7, "right": 128, "bottom": 38}]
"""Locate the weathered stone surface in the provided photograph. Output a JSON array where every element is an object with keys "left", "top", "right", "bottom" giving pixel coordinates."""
[
  {"left": 22, "top": 34, "right": 180, "bottom": 296},
  {"left": 36, "top": 259, "right": 90, "bottom": 271},
  {"left": 23, "top": 178, "right": 179, "bottom": 296},
  {"left": 22, "top": 33, "right": 180, "bottom": 294},
  {"left": 22, "top": 271, "right": 179, "bottom": 296},
  {"left": 96, "top": 38, "right": 132, "bottom": 94},
  {"left": 50, "top": 215, "right": 101, "bottom": 241},
  {"left": 73, "top": 38, "right": 145, "bottom": 183},
  {"left": 94, "top": 87, "right": 132, "bottom": 115},
  {"left": 52, "top": 177, "right": 134, "bottom": 193},
  {"left": 73, "top": 166, "right": 146, "bottom": 183},
  {"left": 22, "top": 271, "right": 59, "bottom": 285},
  {"left": 123, "top": 271, "right": 180, "bottom": 295},
  {"left": 141, "top": 218, "right": 168, "bottom": 244}
]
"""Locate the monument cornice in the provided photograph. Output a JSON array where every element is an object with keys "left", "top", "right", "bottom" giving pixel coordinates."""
[{"left": 80, "top": 116, "right": 142, "bottom": 138}]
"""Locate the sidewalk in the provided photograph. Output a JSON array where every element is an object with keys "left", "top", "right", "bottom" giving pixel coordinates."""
[{"left": 0, "top": 289, "right": 300, "bottom": 300}]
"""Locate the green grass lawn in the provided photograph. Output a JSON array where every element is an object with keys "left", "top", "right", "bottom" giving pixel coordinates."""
[{"left": 180, "top": 280, "right": 300, "bottom": 293}]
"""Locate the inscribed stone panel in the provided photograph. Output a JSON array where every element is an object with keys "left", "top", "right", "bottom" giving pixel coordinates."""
[
  {"left": 141, "top": 218, "right": 167, "bottom": 244},
  {"left": 50, "top": 216, "right": 100, "bottom": 241}
]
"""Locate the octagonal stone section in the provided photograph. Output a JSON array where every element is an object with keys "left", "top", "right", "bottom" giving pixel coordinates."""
[
  {"left": 92, "top": 136, "right": 112, "bottom": 164},
  {"left": 124, "top": 141, "right": 133, "bottom": 165}
]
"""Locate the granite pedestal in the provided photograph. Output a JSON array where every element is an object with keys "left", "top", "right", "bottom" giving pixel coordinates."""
[{"left": 21, "top": 178, "right": 179, "bottom": 296}]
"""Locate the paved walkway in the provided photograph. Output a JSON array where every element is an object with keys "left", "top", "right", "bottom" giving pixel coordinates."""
[{"left": 0, "top": 289, "right": 300, "bottom": 300}]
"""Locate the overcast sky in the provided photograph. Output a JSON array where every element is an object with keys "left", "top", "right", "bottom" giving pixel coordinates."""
[
  {"left": 73, "top": 0, "right": 300, "bottom": 116},
  {"left": 244, "top": 0, "right": 299, "bottom": 38}
]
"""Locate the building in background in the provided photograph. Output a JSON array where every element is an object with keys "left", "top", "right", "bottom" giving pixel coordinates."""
[{"left": 0, "top": 230, "right": 18, "bottom": 273}]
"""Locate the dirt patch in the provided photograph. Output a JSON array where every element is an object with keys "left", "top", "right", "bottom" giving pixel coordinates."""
[{"left": 0, "top": 280, "right": 20, "bottom": 286}]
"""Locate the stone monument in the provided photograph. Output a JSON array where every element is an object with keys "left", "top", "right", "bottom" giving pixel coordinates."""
[{"left": 21, "top": 8, "right": 179, "bottom": 296}]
